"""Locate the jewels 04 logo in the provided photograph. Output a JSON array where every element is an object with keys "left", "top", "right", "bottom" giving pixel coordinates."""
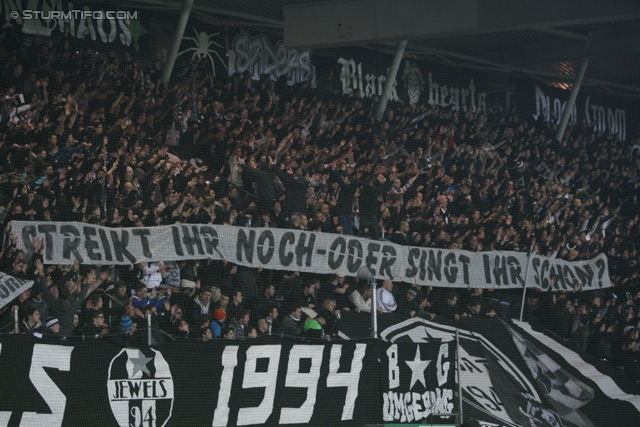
[{"left": 108, "top": 348, "right": 174, "bottom": 427}]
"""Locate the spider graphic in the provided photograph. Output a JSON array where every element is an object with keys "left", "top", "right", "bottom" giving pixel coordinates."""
[{"left": 178, "top": 27, "right": 228, "bottom": 76}]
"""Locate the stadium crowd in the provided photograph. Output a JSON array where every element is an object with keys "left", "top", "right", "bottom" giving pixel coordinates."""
[{"left": 0, "top": 22, "right": 639, "bottom": 380}]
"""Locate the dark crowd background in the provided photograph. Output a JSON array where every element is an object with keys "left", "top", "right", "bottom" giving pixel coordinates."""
[{"left": 0, "top": 21, "right": 639, "bottom": 384}]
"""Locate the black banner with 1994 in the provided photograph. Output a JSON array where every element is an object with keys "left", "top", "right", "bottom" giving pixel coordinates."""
[{"left": 0, "top": 336, "right": 382, "bottom": 427}]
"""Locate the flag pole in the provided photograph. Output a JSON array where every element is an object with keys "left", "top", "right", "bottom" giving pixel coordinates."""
[
  {"left": 370, "top": 274, "right": 377, "bottom": 339},
  {"left": 147, "top": 312, "right": 153, "bottom": 346},
  {"left": 519, "top": 250, "right": 533, "bottom": 322},
  {"left": 456, "top": 328, "right": 463, "bottom": 425}
]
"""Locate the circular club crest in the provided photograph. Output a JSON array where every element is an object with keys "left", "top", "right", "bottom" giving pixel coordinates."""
[{"left": 108, "top": 348, "right": 174, "bottom": 427}]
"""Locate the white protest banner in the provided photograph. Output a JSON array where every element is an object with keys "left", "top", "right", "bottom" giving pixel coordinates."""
[
  {"left": 14, "top": 220, "right": 405, "bottom": 277},
  {"left": 404, "top": 246, "right": 528, "bottom": 288},
  {"left": 526, "top": 252, "right": 610, "bottom": 291},
  {"left": 0, "top": 271, "right": 33, "bottom": 310},
  {"left": 12, "top": 221, "right": 611, "bottom": 290}
]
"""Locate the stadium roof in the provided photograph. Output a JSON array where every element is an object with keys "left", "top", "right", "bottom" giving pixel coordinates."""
[{"left": 121, "top": 0, "right": 640, "bottom": 98}]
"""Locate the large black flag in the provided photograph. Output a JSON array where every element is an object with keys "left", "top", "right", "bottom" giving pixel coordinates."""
[{"left": 338, "top": 312, "right": 640, "bottom": 427}]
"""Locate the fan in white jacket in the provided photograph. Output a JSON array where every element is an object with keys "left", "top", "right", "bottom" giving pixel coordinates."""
[
  {"left": 349, "top": 285, "right": 373, "bottom": 313},
  {"left": 376, "top": 280, "right": 397, "bottom": 313},
  {"left": 142, "top": 262, "right": 165, "bottom": 289}
]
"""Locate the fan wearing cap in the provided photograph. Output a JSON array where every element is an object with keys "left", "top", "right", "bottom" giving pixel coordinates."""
[
  {"left": 120, "top": 310, "right": 139, "bottom": 336},
  {"left": 120, "top": 315, "right": 133, "bottom": 333},
  {"left": 211, "top": 308, "right": 226, "bottom": 338},
  {"left": 43, "top": 317, "right": 61, "bottom": 340},
  {"left": 45, "top": 316, "right": 60, "bottom": 332},
  {"left": 112, "top": 313, "right": 140, "bottom": 347}
]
